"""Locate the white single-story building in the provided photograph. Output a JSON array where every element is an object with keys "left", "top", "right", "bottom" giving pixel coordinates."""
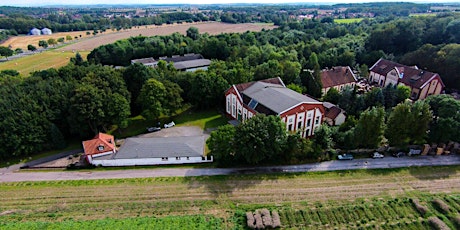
[{"left": 88, "top": 136, "right": 213, "bottom": 166}]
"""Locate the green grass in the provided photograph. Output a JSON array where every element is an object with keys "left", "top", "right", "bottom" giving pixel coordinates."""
[
  {"left": 0, "top": 215, "right": 224, "bottom": 230},
  {"left": 0, "top": 51, "right": 89, "bottom": 77},
  {"left": 409, "top": 13, "right": 437, "bottom": 17},
  {"left": 334, "top": 18, "right": 365, "bottom": 24},
  {"left": 0, "top": 166, "right": 459, "bottom": 228}
]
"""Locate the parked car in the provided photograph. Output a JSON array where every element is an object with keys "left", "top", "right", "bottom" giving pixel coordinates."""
[
  {"left": 393, "top": 152, "right": 405, "bottom": 158},
  {"left": 372, "top": 152, "right": 384, "bottom": 158},
  {"left": 147, "top": 127, "right": 161, "bottom": 132},
  {"left": 337, "top": 154, "right": 354, "bottom": 160},
  {"left": 164, "top": 121, "right": 175, "bottom": 128},
  {"left": 408, "top": 149, "right": 422, "bottom": 156}
]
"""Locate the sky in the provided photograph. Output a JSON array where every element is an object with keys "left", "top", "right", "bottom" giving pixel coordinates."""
[{"left": 3, "top": 0, "right": 460, "bottom": 7}]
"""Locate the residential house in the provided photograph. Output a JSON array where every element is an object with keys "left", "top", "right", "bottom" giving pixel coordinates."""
[
  {"left": 321, "top": 66, "right": 358, "bottom": 95},
  {"left": 369, "top": 58, "right": 444, "bottom": 100},
  {"left": 225, "top": 77, "right": 325, "bottom": 138},
  {"left": 88, "top": 136, "right": 213, "bottom": 166},
  {"left": 131, "top": 53, "right": 211, "bottom": 72},
  {"left": 82, "top": 133, "right": 117, "bottom": 162},
  {"left": 323, "top": 102, "right": 346, "bottom": 126}
]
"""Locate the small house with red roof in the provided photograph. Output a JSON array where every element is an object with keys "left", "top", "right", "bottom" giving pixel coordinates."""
[
  {"left": 82, "top": 133, "right": 116, "bottom": 163},
  {"left": 225, "top": 77, "right": 325, "bottom": 138},
  {"left": 323, "top": 102, "right": 346, "bottom": 126},
  {"left": 320, "top": 66, "right": 357, "bottom": 95},
  {"left": 369, "top": 58, "right": 444, "bottom": 100}
]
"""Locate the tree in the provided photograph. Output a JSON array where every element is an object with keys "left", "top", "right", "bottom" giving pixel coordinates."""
[
  {"left": 66, "top": 35, "right": 73, "bottom": 41},
  {"left": 57, "top": 37, "right": 65, "bottom": 43},
  {"left": 122, "top": 63, "right": 156, "bottom": 114},
  {"left": 313, "top": 124, "right": 334, "bottom": 151},
  {"left": 47, "top": 38, "right": 57, "bottom": 47},
  {"left": 70, "top": 52, "right": 84, "bottom": 66},
  {"left": 426, "top": 95, "right": 460, "bottom": 143},
  {"left": 186, "top": 26, "right": 200, "bottom": 40},
  {"left": 354, "top": 107, "right": 385, "bottom": 148},
  {"left": 137, "top": 78, "right": 167, "bottom": 120},
  {"left": 207, "top": 124, "right": 237, "bottom": 166},
  {"left": 0, "top": 46, "right": 13, "bottom": 60},
  {"left": 386, "top": 100, "right": 432, "bottom": 147},
  {"left": 323, "top": 88, "right": 340, "bottom": 104},
  {"left": 188, "top": 71, "right": 229, "bottom": 109},
  {"left": 301, "top": 53, "right": 322, "bottom": 98},
  {"left": 235, "top": 114, "right": 287, "bottom": 165},
  {"left": 27, "top": 44, "right": 37, "bottom": 52},
  {"left": 38, "top": 40, "right": 48, "bottom": 49}
]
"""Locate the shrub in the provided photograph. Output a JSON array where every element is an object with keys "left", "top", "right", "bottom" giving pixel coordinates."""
[
  {"left": 432, "top": 199, "right": 450, "bottom": 214},
  {"left": 428, "top": 216, "right": 450, "bottom": 230}
]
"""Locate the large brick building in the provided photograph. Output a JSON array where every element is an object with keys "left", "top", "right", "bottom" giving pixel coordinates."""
[{"left": 225, "top": 78, "right": 325, "bottom": 138}]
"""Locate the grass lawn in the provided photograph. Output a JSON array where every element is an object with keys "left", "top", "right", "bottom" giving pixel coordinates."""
[
  {"left": 0, "top": 165, "right": 459, "bottom": 229},
  {"left": 0, "top": 50, "right": 89, "bottom": 77},
  {"left": 113, "top": 108, "right": 228, "bottom": 138},
  {"left": 335, "top": 18, "right": 365, "bottom": 24}
]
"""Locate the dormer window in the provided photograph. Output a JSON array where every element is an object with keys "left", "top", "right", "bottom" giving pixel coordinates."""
[{"left": 97, "top": 145, "right": 104, "bottom": 151}]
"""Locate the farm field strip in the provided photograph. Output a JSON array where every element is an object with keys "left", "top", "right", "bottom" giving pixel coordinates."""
[{"left": 0, "top": 166, "right": 459, "bottom": 224}]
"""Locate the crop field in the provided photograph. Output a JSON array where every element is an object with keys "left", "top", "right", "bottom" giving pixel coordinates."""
[
  {"left": 57, "top": 22, "right": 276, "bottom": 52},
  {"left": 0, "top": 51, "right": 89, "bottom": 76},
  {"left": 0, "top": 166, "right": 459, "bottom": 229},
  {"left": 335, "top": 18, "right": 365, "bottom": 24},
  {"left": 0, "top": 22, "right": 275, "bottom": 51}
]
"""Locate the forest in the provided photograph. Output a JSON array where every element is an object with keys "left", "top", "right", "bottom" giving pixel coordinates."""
[{"left": 1, "top": 4, "right": 460, "bottom": 164}]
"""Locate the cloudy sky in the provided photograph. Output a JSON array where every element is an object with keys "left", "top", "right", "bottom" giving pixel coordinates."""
[{"left": 5, "top": 0, "right": 460, "bottom": 7}]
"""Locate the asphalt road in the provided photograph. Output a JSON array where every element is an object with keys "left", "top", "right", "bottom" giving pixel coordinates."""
[{"left": 1, "top": 154, "right": 459, "bottom": 183}]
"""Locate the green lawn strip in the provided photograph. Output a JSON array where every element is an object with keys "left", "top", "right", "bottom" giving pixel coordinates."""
[
  {"left": 0, "top": 215, "right": 224, "bottom": 230},
  {"left": 334, "top": 18, "right": 365, "bottom": 24},
  {"left": 0, "top": 51, "right": 89, "bottom": 77}
]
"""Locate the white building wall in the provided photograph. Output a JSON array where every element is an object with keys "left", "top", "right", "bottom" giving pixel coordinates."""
[{"left": 91, "top": 156, "right": 213, "bottom": 167}]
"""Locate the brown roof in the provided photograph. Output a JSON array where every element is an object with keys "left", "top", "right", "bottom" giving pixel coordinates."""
[
  {"left": 82, "top": 133, "right": 116, "bottom": 156},
  {"left": 325, "top": 106, "right": 342, "bottom": 120},
  {"left": 320, "top": 66, "right": 357, "bottom": 88},
  {"left": 370, "top": 59, "right": 445, "bottom": 89}
]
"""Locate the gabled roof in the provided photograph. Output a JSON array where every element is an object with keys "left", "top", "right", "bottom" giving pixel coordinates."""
[
  {"left": 113, "top": 136, "right": 204, "bottom": 159},
  {"left": 173, "top": 59, "right": 211, "bottom": 70},
  {"left": 131, "top": 57, "right": 155, "bottom": 64},
  {"left": 234, "top": 77, "right": 285, "bottom": 94},
  {"left": 160, "top": 53, "right": 203, "bottom": 62},
  {"left": 240, "top": 79, "right": 321, "bottom": 115},
  {"left": 82, "top": 133, "right": 116, "bottom": 156},
  {"left": 321, "top": 66, "right": 357, "bottom": 88},
  {"left": 370, "top": 58, "right": 444, "bottom": 89},
  {"left": 323, "top": 102, "right": 343, "bottom": 120}
]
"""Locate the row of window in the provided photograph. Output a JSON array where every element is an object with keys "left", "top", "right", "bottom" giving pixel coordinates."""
[{"left": 160, "top": 156, "right": 212, "bottom": 161}]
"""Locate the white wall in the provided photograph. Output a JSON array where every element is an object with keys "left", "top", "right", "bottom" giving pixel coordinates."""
[{"left": 90, "top": 156, "right": 213, "bottom": 167}]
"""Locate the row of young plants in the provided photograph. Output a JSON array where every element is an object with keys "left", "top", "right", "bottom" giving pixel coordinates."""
[
  {"left": 0, "top": 215, "right": 224, "bottom": 230},
  {"left": 232, "top": 194, "right": 460, "bottom": 229}
]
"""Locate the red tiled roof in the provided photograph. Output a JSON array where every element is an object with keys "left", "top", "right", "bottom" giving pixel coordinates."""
[
  {"left": 321, "top": 66, "right": 357, "bottom": 88},
  {"left": 82, "top": 133, "right": 116, "bottom": 156},
  {"left": 370, "top": 59, "right": 445, "bottom": 89}
]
